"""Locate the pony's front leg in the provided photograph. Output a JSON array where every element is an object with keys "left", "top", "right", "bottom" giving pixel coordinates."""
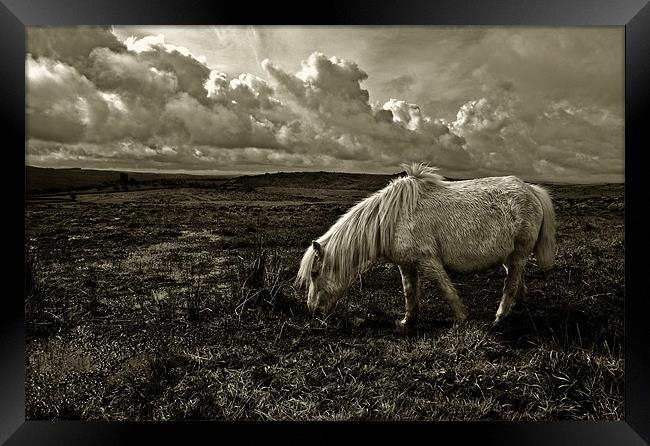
[{"left": 397, "top": 265, "right": 420, "bottom": 328}]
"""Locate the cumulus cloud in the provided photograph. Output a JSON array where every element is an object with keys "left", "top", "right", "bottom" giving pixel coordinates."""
[
  {"left": 26, "top": 27, "right": 623, "bottom": 182},
  {"left": 100, "top": 34, "right": 212, "bottom": 104},
  {"left": 123, "top": 34, "right": 206, "bottom": 66},
  {"left": 26, "top": 55, "right": 110, "bottom": 143},
  {"left": 451, "top": 82, "right": 623, "bottom": 179},
  {"left": 161, "top": 92, "right": 281, "bottom": 149},
  {"left": 262, "top": 53, "right": 372, "bottom": 117},
  {"left": 204, "top": 71, "right": 279, "bottom": 111},
  {"left": 260, "top": 53, "right": 470, "bottom": 168},
  {"left": 383, "top": 99, "right": 452, "bottom": 138},
  {"left": 88, "top": 48, "right": 179, "bottom": 98}
]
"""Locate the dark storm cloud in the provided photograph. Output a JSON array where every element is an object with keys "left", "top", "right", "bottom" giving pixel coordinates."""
[
  {"left": 26, "top": 27, "right": 623, "bottom": 182},
  {"left": 27, "top": 26, "right": 126, "bottom": 69}
]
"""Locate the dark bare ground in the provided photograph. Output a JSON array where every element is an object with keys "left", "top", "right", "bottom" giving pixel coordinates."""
[{"left": 25, "top": 181, "right": 624, "bottom": 420}]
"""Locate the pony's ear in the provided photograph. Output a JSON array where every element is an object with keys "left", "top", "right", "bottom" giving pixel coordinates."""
[{"left": 312, "top": 240, "right": 322, "bottom": 258}]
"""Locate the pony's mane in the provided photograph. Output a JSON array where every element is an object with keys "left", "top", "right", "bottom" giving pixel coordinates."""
[{"left": 296, "top": 163, "right": 445, "bottom": 287}]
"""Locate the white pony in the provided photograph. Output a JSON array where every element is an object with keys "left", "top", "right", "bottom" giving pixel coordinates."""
[{"left": 296, "top": 163, "right": 556, "bottom": 325}]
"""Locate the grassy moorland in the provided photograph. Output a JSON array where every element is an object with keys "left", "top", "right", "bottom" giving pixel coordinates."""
[{"left": 25, "top": 172, "right": 624, "bottom": 420}]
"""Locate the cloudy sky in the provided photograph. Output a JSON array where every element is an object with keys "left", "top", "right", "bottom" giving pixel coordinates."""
[{"left": 26, "top": 26, "right": 624, "bottom": 183}]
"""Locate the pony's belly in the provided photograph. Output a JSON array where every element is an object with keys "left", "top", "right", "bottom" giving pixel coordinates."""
[
  {"left": 441, "top": 245, "right": 512, "bottom": 273},
  {"left": 444, "top": 256, "right": 506, "bottom": 273},
  {"left": 433, "top": 220, "right": 518, "bottom": 273}
]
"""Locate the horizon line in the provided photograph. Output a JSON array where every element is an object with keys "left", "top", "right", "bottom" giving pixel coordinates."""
[{"left": 25, "top": 164, "right": 625, "bottom": 186}]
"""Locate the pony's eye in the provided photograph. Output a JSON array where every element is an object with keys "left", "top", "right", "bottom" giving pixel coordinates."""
[{"left": 311, "top": 271, "right": 319, "bottom": 279}]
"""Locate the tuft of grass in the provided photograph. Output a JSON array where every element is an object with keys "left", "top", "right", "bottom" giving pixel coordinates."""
[
  {"left": 181, "top": 266, "right": 207, "bottom": 323},
  {"left": 25, "top": 245, "right": 74, "bottom": 337},
  {"left": 82, "top": 266, "right": 104, "bottom": 317},
  {"left": 232, "top": 242, "right": 291, "bottom": 318},
  {"left": 26, "top": 246, "right": 49, "bottom": 335}
]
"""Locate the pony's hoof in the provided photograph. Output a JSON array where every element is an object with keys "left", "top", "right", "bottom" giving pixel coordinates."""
[
  {"left": 455, "top": 312, "right": 468, "bottom": 323},
  {"left": 395, "top": 319, "right": 413, "bottom": 332}
]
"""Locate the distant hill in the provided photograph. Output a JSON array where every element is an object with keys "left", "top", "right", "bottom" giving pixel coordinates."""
[
  {"left": 222, "top": 171, "right": 400, "bottom": 191},
  {"left": 26, "top": 166, "right": 232, "bottom": 194},
  {"left": 25, "top": 166, "right": 405, "bottom": 195},
  {"left": 27, "top": 165, "right": 618, "bottom": 197}
]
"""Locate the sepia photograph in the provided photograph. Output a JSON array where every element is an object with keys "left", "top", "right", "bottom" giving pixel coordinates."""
[{"left": 25, "top": 25, "right": 625, "bottom": 421}]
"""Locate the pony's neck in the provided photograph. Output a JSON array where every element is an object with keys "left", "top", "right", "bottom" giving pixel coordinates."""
[
  {"left": 319, "top": 191, "right": 388, "bottom": 286},
  {"left": 321, "top": 237, "right": 376, "bottom": 287}
]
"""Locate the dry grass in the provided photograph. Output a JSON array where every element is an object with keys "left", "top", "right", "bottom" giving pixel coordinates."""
[{"left": 25, "top": 182, "right": 624, "bottom": 420}]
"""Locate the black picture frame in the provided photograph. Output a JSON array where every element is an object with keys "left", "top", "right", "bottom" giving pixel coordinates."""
[{"left": 3, "top": 0, "right": 649, "bottom": 444}]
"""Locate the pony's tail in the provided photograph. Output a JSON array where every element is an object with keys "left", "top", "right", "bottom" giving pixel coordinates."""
[{"left": 530, "top": 184, "right": 556, "bottom": 268}]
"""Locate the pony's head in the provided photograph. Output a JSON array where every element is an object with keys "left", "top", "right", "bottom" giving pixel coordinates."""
[{"left": 296, "top": 240, "right": 347, "bottom": 317}]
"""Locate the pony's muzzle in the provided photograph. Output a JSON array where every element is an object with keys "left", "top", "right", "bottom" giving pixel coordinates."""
[{"left": 318, "top": 301, "right": 338, "bottom": 318}]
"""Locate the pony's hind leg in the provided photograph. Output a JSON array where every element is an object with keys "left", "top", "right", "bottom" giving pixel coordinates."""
[
  {"left": 504, "top": 262, "right": 528, "bottom": 302},
  {"left": 518, "top": 269, "right": 529, "bottom": 302},
  {"left": 495, "top": 257, "right": 526, "bottom": 323},
  {"left": 419, "top": 260, "right": 467, "bottom": 322},
  {"left": 397, "top": 265, "right": 421, "bottom": 328}
]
